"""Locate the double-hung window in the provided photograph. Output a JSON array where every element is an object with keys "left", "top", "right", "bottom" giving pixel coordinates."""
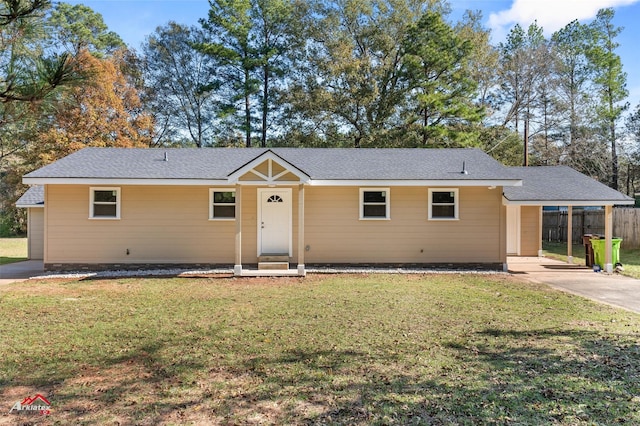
[
  {"left": 428, "top": 188, "right": 459, "bottom": 220},
  {"left": 210, "top": 189, "right": 236, "bottom": 220},
  {"left": 90, "top": 187, "right": 120, "bottom": 219},
  {"left": 360, "top": 188, "right": 390, "bottom": 220}
]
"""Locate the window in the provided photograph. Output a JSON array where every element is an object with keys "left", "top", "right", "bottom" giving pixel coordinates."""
[
  {"left": 90, "top": 187, "right": 120, "bottom": 219},
  {"left": 360, "top": 188, "right": 390, "bottom": 220},
  {"left": 429, "top": 188, "right": 459, "bottom": 220},
  {"left": 210, "top": 189, "right": 236, "bottom": 219}
]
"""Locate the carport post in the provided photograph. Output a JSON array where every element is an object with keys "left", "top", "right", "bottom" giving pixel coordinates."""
[
  {"left": 297, "top": 184, "right": 306, "bottom": 276},
  {"left": 567, "top": 206, "right": 573, "bottom": 264},
  {"left": 234, "top": 184, "right": 243, "bottom": 276},
  {"left": 538, "top": 206, "right": 543, "bottom": 257},
  {"left": 605, "top": 205, "right": 613, "bottom": 273}
]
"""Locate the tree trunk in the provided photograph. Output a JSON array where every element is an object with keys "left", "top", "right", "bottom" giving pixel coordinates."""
[
  {"left": 245, "top": 68, "right": 251, "bottom": 148},
  {"left": 523, "top": 117, "right": 529, "bottom": 166},
  {"left": 262, "top": 63, "right": 268, "bottom": 148},
  {"left": 610, "top": 117, "right": 618, "bottom": 190},
  {"left": 422, "top": 108, "right": 428, "bottom": 146}
]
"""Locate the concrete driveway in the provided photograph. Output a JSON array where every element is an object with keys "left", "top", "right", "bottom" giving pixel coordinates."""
[
  {"left": 0, "top": 260, "right": 45, "bottom": 285},
  {"left": 508, "top": 257, "right": 640, "bottom": 313}
]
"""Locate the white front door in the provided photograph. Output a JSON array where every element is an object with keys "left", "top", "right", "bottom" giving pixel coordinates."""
[
  {"left": 258, "top": 188, "right": 292, "bottom": 255},
  {"left": 506, "top": 205, "right": 521, "bottom": 256}
]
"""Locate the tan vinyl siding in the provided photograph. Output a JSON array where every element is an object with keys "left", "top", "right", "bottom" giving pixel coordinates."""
[
  {"left": 240, "top": 172, "right": 263, "bottom": 181},
  {"left": 46, "top": 185, "right": 236, "bottom": 264},
  {"left": 28, "top": 208, "right": 44, "bottom": 260},
  {"left": 276, "top": 172, "right": 299, "bottom": 181},
  {"left": 254, "top": 161, "right": 270, "bottom": 176},
  {"left": 45, "top": 184, "right": 504, "bottom": 266},
  {"left": 304, "top": 186, "right": 504, "bottom": 264},
  {"left": 520, "top": 206, "right": 541, "bottom": 256}
]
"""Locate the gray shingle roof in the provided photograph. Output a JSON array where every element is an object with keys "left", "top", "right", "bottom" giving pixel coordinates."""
[
  {"left": 15, "top": 185, "right": 44, "bottom": 207},
  {"left": 19, "top": 151, "right": 634, "bottom": 206},
  {"left": 23, "top": 147, "right": 520, "bottom": 181},
  {"left": 503, "top": 166, "right": 634, "bottom": 205}
]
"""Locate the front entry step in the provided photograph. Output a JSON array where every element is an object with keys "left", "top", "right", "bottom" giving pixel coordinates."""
[
  {"left": 258, "top": 254, "right": 290, "bottom": 270},
  {"left": 258, "top": 262, "right": 289, "bottom": 270}
]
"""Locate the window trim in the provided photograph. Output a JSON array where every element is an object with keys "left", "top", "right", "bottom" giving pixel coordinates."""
[
  {"left": 359, "top": 187, "right": 390, "bottom": 220},
  {"left": 428, "top": 188, "right": 459, "bottom": 220},
  {"left": 209, "top": 188, "right": 236, "bottom": 220},
  {"left": 89, "top": 187, "right": 121, "bottom": 220}
]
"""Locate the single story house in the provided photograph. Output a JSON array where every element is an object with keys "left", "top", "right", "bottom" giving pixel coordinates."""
[{"left": 17, "top": 147, "right": 634, "bottom": 276}]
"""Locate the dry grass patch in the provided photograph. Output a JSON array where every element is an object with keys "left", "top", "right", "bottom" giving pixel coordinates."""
[{"left": 0, "top": 274, "right": 639, "bottom": 425}]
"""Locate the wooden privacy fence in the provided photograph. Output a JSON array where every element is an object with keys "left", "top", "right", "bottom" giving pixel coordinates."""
[{"left": 543, "top": 208, "right": 640, "bottom": 249}]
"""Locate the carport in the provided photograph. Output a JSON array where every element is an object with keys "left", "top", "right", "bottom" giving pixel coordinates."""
[
  {"left": 15, "top": 185, "right": 44, "bottom": 261},
  {"left": 503, "top": 166, "right": 634, "bottom": 273}
]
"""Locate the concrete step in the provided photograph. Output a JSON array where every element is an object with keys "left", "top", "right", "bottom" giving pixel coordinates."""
[
  {"left": 258, "top": 254, "right": 290, "bottom": 263},
  {"left": 258, "top": 261, "right": 289, "bottom": 270}
]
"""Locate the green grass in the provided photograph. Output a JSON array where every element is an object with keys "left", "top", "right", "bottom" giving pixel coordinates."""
[
  {"left": 543, "top": 241, "right": 640, "bottom": 279},
  {"left": 1, "top": 274, "right": 639, "bottom": 425},
  {"left": 0, "top": 237, "right": 27, "bottom": 265}
]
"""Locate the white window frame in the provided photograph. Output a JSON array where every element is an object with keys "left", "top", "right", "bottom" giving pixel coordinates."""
[
  {"left": 428, "top": 188, "right": 459, "bottom": 220},
  {"left": 359, "top": 188, "right": 390, "bottom": 220},
  {"left": 209, "top": 188, "right": 236, "bottom": 220},
  {"left": 89, "top": 187, "right": 121, "bottom": 220}
]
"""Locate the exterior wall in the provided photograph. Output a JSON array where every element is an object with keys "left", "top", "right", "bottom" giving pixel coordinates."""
[
  {"left": 304, "top": 186, "right": 505, "bottom": 264},
  {"left": 45, "top": 185, "right": 236, "bottom": 265},
  {"left": 27, "top": 208, "right": 44, "bottom": 260},
  {"left": 44, "top": 184, "right": 506, "bottom": 268},
  {"left": 520, "top": 206, "right": 541, "bottom": 256}
]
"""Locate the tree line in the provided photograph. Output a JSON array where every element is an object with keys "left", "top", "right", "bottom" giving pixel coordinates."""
[{"left": 1, "top": 0, "right": 639, "bottom": 235}]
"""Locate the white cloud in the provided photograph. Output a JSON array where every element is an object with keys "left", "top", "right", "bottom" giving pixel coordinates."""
[{"left": 488, "top": 0, "right": 639, "bottom": 40}]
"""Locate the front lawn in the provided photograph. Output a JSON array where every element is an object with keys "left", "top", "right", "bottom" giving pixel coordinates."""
[{"left": 0, "top": 274, "right": 638, "bottom": 425}]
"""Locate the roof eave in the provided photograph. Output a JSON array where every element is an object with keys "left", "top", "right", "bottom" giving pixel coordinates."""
[
  {"left": 15, "top": 203, "right": 44, "bottom": 208},
  {"left": 22, "top": 177, "right": 230, "bottom": 186},
  {"left": 23, "top": 177, "right": 523, "bottom": 187},
  {"left": 310, "top": 179, "right": 522, "bottom": 187},
  {"left": 503, "top": 197, "right": 635, "bottom": 206}
]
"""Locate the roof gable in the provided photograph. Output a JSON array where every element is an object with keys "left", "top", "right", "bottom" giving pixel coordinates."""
[{"left": 227, "top": 150, "right": 310, "bottom": 184}]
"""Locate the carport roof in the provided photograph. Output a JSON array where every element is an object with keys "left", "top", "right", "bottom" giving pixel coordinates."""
[
  {"left": 503, "top": 166, "right": 634, "bottom": 206},
  {"left": 15, "top": 185, "right": 44, "bottom": 208}
]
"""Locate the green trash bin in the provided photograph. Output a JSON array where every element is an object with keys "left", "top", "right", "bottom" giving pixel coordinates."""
[{"left": 590, "top": 238, "right": 622, "bottom": 268}]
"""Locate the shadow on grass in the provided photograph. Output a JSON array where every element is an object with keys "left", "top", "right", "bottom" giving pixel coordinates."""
[
  {"left": 221, "top": 328, "right": 640, "bottom": 424},
  {"left": 4, "top": 339, "right": 210, "bottom": 424},
  {"left": 437, "top": 328, "right": 640, "bottom": 424},
  {"left": 0, "top": 256, "right": 27, "bottom": 265},
  {"left": 5, "top": 328, "right": 640, "bottom": 424}
]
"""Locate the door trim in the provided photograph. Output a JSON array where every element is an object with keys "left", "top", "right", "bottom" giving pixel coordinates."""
[{"left": 257, "top": 188, "right": 292, "bottom": 257}]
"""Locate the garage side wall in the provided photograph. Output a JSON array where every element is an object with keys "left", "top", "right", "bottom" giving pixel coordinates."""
[
  {"left": 27, "top": 207, "right": 44, "bottom": 260},
  {"left": 520, "top": 206, "right": 541, "bottom": 256}
]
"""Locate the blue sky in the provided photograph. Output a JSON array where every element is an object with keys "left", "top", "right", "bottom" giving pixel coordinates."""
[{"left": 66, "top": 0, "right": 640, "bottom": 107}]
